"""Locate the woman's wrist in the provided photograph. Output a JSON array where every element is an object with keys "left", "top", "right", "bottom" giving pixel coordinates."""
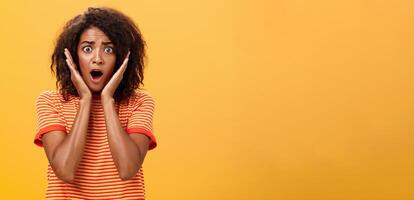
[
  {"left": 101, "top": 95, "right": 115, "bottom": 105},
  {"left": 79, "top": 95, "right": 92, "bottom": 104}
]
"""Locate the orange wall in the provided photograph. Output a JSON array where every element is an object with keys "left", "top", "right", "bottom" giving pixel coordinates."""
[{"left": 0, "top": 0, "right": 413, "bottom": 199}]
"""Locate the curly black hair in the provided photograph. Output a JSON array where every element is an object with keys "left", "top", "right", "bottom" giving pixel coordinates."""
[{"left": 50, "top": 7, "right": 146, "bottom": 103}]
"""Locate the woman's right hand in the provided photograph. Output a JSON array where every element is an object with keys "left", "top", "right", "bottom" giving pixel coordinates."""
[{"left": 64, "top": 48, "right": 92, "bottom": 100}]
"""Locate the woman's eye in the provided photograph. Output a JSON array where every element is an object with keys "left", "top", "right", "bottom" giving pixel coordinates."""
[
  {"left": 104, "top": 47, "right": 113, "bottom": 54},
  {"left": 82, "top": 46, "right": 92, "bottom": 53}
]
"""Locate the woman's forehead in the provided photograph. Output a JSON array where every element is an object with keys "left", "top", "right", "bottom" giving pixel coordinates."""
[{"left": 80, "top": 26, "right": 111, "bottom": 43}]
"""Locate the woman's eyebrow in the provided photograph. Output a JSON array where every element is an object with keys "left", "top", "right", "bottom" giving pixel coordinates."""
[
  {"left": 80, "top": 41, "right": 113, "bottom": 45},
  {"left": 80, "top": 41, "right": 94, "bottom": 45}
]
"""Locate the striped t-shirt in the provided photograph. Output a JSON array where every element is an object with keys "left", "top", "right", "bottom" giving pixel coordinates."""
[{"left": 34, "top": 90, "right": 157, "bottom": 199}]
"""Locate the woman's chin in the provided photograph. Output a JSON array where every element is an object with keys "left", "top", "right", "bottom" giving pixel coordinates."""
[{"left": 88, "top": 86, "right": 103, "bottom": 94}]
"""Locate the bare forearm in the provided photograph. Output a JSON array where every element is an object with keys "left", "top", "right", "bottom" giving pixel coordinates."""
[
  {"left": 53, "top": 98, "right": 91, "bottom": 182},
  {"left": 102, "top": 97, "right": 142, "bottom": 180}
]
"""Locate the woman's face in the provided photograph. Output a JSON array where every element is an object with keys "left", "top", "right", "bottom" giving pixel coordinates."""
[{"left": 77, "top": 26, "right": 116, "bottom": 94}]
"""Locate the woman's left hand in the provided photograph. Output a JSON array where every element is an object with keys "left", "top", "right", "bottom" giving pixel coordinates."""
[{"left": 101, "top": 51, "right": 130, "bottom": 101}]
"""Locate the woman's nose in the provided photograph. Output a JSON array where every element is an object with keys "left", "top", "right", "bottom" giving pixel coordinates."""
[{"left": 92, "top": 50, "right": 104, "bottom": 65}]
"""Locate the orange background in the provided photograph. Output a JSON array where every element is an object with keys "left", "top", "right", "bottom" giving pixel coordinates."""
[{"left": 0, "top": 0, "right": 413, "bottom": 199}]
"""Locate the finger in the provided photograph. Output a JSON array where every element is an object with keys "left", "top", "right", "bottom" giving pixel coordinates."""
[
  {"left": 64, "top": 50, "right": 73, "bottom": 66},
  {"left": 64, "top": 50, "right": 79, "bottom": 73},
  {"left": 120, "top": 51, "right": 130, "bottom": 72},
  {"left": 119, "top": 59, "right": 129, "bottom": 75},
  {"left": 65, "top": 59, "right": 77, "bottom": 76},
  {"left": 64, "top": 48, "right": 75, "bottom": 62},
  {"left": 65, "top": 57, "right": 76, "bottom": 72},
  {"left": 113, "top": 53, "right": 129, "bottom": 78},
  {"left": 64, "top": 49, "right": 76, "bottom": 68},
  {"left": 65, "top": 58, "right": 75, "bottom": 72}
]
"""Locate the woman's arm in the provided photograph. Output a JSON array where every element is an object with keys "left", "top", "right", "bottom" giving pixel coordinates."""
[
  {"left": 43, "top": 97, "right": 91, "bottom": 183},
  {"left": 42, "top": 48, "right": 93, "bottom": 183},
  {"left": 100, "top": 51, "right": 149, "bottom": 180},
  {"left": 102, "top": 97, "right": 149, "bottom": 180}
]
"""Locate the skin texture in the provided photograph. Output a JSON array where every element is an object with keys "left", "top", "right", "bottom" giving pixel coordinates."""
[{"left": 42, "top": 26, "right": 150, "bottom": 183}]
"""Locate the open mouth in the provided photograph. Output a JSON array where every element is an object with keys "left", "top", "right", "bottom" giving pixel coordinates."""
[{"left": 90, "top": 69, "right": 103, "bottom": 82}]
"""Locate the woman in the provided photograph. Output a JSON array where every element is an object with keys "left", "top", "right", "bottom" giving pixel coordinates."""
[{"left": 34, "top": 7, "right": 157, "bottom": 199}]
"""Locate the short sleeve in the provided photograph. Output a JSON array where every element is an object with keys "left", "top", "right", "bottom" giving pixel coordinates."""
[
  {"left": 126, "top": 92, "right": 157, "bottom": 150},
  {"left": 34, "top": 91, "right": 67, "bottom": 147}
]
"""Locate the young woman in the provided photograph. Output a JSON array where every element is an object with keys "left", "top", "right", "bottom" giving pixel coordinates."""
[{"left": 34, "top": 7, "right": 157, "bottom": 199}]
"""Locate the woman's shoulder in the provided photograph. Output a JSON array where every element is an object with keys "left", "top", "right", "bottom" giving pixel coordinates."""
[
  {"left": 135, "top": 89, "right": 154, "bottom": 100},
  {"left": 127, "top": 89, "right": 155, "bottom": 106},
  {"left": 36, "top": 90, "right": 60, "bottom": 101},
  {"left": 134, "top": 89, "right": 153, "bottom": 98},
  {"left": 36, "top": 90, "right": 76, "bottom": 103}
]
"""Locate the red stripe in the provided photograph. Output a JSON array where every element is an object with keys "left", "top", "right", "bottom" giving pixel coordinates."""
[
  {"left": 34, "top": 125, "right": 66, "bottom": 147},
  {"left": 126, "top": 128, "right": 157, "bottom": 150}
]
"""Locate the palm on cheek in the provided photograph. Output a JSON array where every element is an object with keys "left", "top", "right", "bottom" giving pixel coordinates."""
[
  {"left": 64, "top": 48, "right": 92, "bottom": 99},
  {"left": 101, "top": 51, "right": 130, "bottom": 99}
]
